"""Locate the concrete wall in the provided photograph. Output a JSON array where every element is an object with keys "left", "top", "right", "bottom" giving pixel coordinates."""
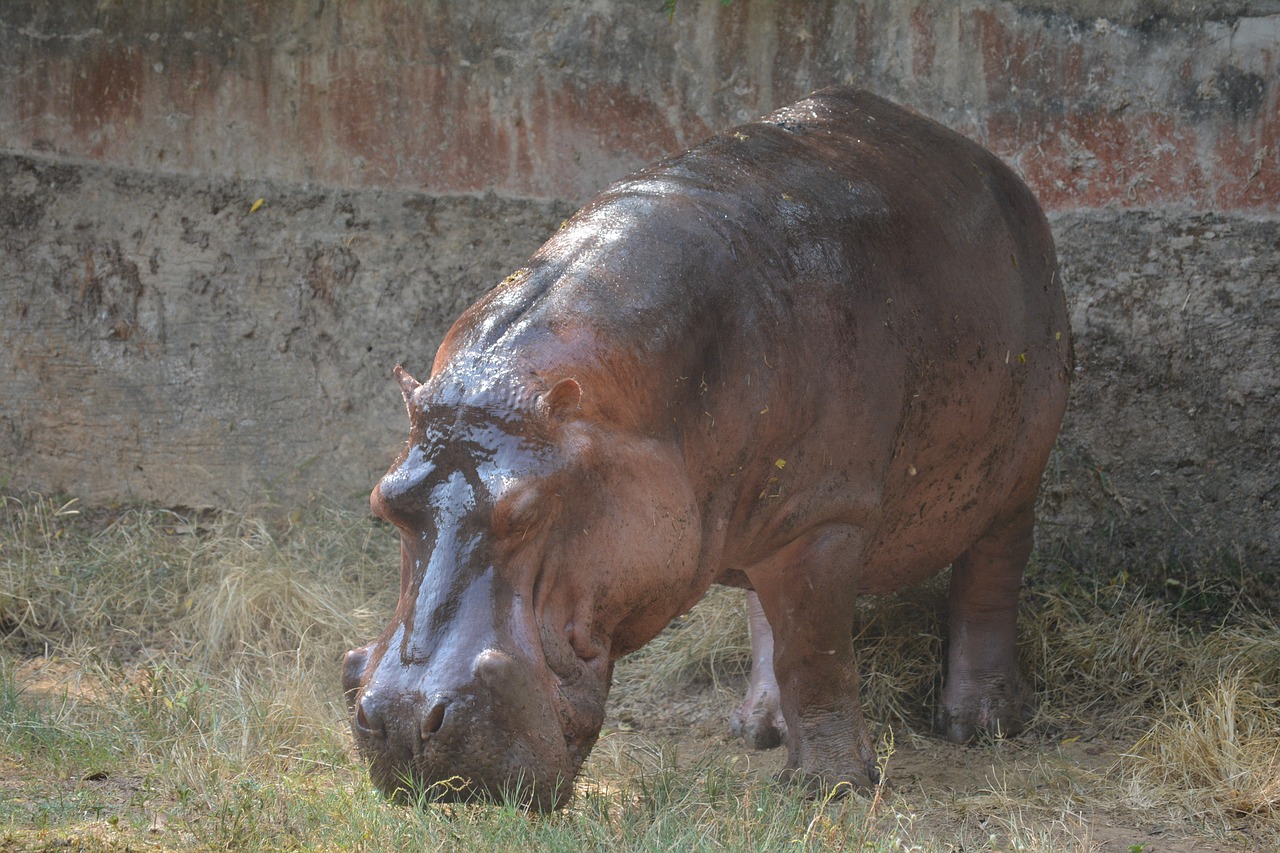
[
  {"left": 4, "top": 1, "right": 1277, "bottom": 208},
  {"left": 2, "top": 1, "right": 1277, "bottom": 572}
]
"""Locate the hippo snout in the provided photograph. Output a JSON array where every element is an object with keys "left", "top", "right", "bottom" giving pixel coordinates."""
[
  {"left": 345, "top": 645, "right": 577, "bottom": 810},
  {"left": 351, "top": 654, "right": 520, "bottom": 752},
  {"left": 352, "top": 684, "right": 452, "bottom": 743},
  {"left": 348, "top": 649, "right": 511, "bottom": 744}
]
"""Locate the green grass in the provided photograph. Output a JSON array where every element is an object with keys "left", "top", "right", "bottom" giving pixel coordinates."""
[{"left": 1, "top": 493, "right": 1278, "bottom": 851}]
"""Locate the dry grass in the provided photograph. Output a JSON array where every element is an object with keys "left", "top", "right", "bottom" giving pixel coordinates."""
[
  {"left": 1126, "top": 674, "right": 1280, "bottom": 823},
  {"left": 0, "top": 495, "right": 394, "bottom": 661},
  {"left": 2, "top": 493, "right": 1279, "bottom": 851},
  {"left": 175, "top": 514, "right": 384, "bottom": 669},
  {"left": 615, "top": 584, "right": 752, "bottom": 696}
]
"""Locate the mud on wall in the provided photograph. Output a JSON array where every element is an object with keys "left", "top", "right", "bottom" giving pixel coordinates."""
[{"left": 1, "top": 1, "right": 1277, "bottom": 572}]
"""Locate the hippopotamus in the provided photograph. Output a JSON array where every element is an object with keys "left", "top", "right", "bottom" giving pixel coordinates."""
[{"left": 342, "top": 86, "right": 1072, "bottom": 810}]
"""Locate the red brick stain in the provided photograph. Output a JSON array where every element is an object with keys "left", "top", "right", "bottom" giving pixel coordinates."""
[
  {"left": 1209, "top": 45, "right": 1279, "bottom": 209},
  {"left": 293, "top": 53, "right": 328, "bottom": 180},
  {"left": 1005, "top": 109, "right": 1209, "bottom": 209},
  {"left": 329, "top": 50, "right": 394, "bottom": 180},
  {"left": 853, "top": 5, "right": 875, "bottom": 70},
  {"left": 1059, "top": 39, "right": 1087, "bottom": 95},
  {"left": 452, "top": 82, "right": 511, "bottom": 193},
  {"left": 1212, "top": 106, "right": 1280, "bottom": 209},
  {"left": 70, "top": 46, "right": 145, "bottom": 153},
  {"left": 526, "top": 80, "right": 685, "bottom": 199},
  {"left": 8, "top": 1, "right": 1275, "bottom": 213},
  {"left": 13, "top": 42, "right": 55, "bottom": 144},
  {"left": 960, "top": 8, "right": 1278, "bottom": 212},
  {"left": 910, "top": 6, "right": 936, "bottom": 80},
  {"left": 971, "top": 9, "right": 1028, "bottom": 105},
  {"left": 778, "top": 4, "right": 828, "bottom": 85},
  {"left": 968, "top": 10, "right": 1086, "bottom": 112}
]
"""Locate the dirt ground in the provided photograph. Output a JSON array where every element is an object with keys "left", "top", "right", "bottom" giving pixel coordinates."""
[{"left": 601, "top": 675, "right": 1262, "bottom": 852}]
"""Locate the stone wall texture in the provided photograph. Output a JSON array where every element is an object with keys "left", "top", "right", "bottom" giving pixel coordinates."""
[{"left": 2, "top": 1, "right": 1277, "bottom": 574}]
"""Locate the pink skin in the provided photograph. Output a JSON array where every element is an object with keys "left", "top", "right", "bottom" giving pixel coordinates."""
[
  {"left": 343, "top": 87, "right": 1071, "bottom": 808},
  {"left": 731, "top": 591, "right": 787, "bottom": 749}
]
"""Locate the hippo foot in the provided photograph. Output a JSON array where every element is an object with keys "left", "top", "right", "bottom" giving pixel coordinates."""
[
  {"left": 730, "top": 689, "right": 787, "bottom": 750},
  {"left": 936, "top": 678, "right": 1031, "bottom": 743},
  {"left": 775, "top": 761, "right": 883, "bottom": 798}
]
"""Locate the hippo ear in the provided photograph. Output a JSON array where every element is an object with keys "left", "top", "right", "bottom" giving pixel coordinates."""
[
  {"left": 539, "top": 377, "right": 582, "bottom": 421},
  {"left": 392, "top": 364, "right": 422, "bottom": 413}
]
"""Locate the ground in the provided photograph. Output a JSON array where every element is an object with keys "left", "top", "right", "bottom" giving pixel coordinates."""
[
  {"left": 0, "top": 658, "right": 1256, "bottom": 852},
  {"left": 1, "top": 503, "right": 1276, "bottom": 851},
  {"left": 602, "top": 676, "right": 1254, "bottom": 853}
]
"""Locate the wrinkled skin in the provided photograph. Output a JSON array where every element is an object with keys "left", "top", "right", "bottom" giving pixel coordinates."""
[{"left": 343, "top": 87, "right": 1072, "bottom": 809}]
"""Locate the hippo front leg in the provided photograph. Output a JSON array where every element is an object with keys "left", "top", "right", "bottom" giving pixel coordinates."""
[
  {"left": 937, "top": 506, "right": 1034, "bottom": 741},
  {"left": 749, "top": 525, "right": 879, "bottom": 792},
  {"left": 730, "top": 591, "right": 788, "bottom": 749}
]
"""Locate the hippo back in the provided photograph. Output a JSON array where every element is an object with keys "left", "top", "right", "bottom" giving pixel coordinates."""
[{"left": 434, "top": 87, "right": 1070, "bottom": 589}]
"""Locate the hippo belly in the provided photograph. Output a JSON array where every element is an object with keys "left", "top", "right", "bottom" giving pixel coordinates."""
[{"left": 343, "top": 86, "right": 1072, "bottom": 808}]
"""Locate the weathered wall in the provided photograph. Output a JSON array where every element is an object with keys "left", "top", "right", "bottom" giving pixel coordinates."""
[
  {"left": 0, "top": 153, "right": 572, "bottom": 507},
  {"left": 3, "top": 1, "right": 1277, "bottom": 209},
  {"left": 1050, "top": 212, "right": 1278, "bottom": 573},
  {"left": 1, "top": 1, "right": 1277, "bottom": 572}
]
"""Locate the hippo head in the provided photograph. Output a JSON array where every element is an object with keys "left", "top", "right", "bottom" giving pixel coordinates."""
[{"left": 343, "top": 366, "right": 701, "bottom": 810}]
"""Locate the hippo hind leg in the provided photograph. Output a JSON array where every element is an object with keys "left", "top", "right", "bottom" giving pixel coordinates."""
[
  {"left": 731, "top": 590, "right": 788, "bottom": 749},
  {"left": 937, "top": 505, "right": 1035, "bottom": 742}
]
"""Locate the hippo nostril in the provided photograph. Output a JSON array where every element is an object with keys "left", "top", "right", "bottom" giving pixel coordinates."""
[
  {"left": 354, "top": 695, "right": 382, "bottom": 737},
  {"left": 422, "top": 701, "right": 447, "bottom": 739}
]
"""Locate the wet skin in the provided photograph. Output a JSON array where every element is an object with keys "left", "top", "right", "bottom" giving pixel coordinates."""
[{"left": 343, "top": 87, "right": 1072, "bottom": 809}]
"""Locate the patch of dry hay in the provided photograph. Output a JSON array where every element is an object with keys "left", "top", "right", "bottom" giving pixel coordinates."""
[
  {"left": 612, "top": 585, "right": 750, "bottom": 701},
  {"left": 174, "top": 509, "right": 398, "bottom": 669},
  {"left": 1126, "top": 674, "right": 1280, "bottom": 823}
]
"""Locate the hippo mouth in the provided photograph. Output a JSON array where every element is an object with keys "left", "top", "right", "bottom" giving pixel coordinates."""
[
  {"left": 363, "top": 743, "right": 577, "bottom": 811},
  {"left": 354, "top": 701, "right": 580, "bottom": 811},
  {"left": 346, "top": 645, "right": 590, "bottom": 812}
]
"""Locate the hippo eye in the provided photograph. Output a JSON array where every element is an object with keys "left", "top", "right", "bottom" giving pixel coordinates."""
[{"left": 493, "top": 485, "right": 544, "bottom": 538}]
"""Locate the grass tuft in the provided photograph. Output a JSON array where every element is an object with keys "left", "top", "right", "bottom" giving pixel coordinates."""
[{"left": 1126, "top": 673, "right": 1280, "bottom": 822}]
